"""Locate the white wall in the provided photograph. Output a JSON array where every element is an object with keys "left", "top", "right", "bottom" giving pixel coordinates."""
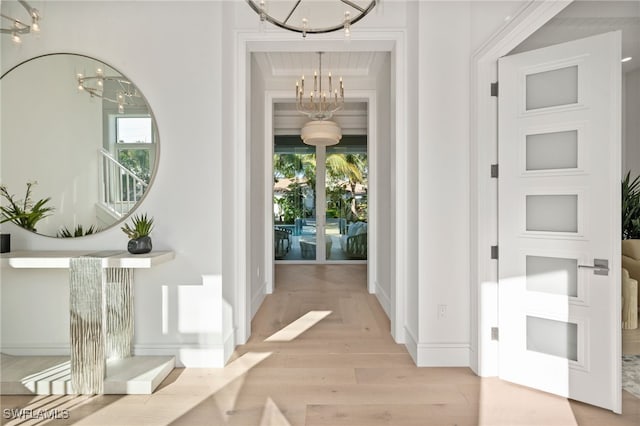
[
  {"left": 624, "top": 69, "right": 640, "bottom": 176},
  {"left": 1, "top": 1, "right": 226, "bottom": 367},
  {"left": 415, "top": 0, "right": 472, "bottom": 365},
  {"left": 411, "top": 0, "right": 526, "bottom": 366}
]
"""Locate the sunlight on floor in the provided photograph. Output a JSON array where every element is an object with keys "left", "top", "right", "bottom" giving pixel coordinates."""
[
  {"left": 21, "top": 361, "right": 71, "bottom": 393},
  {"left": 265, "top": 310, "right": 333, "bottom": 342},
  {"left": 260, "top": 397, "right": 292, "bottom": 426},
  {"left": 478, "top": 378, "right": 579, "bottom": 426}
]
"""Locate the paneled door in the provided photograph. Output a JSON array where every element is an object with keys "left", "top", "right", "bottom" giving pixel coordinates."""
[{"left": 498, "top": 32, "right": 621, "bottom": 411}]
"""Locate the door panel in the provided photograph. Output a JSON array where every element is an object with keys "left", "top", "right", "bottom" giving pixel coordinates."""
[{"left": 498, "top": 32, "right": 621, "bottom": 411}]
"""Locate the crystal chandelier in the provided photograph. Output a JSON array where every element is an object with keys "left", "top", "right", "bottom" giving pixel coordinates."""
[
  {"left": 296, "top": 52, "right": 344, "bottom": 121},
  {"left": 0, "top": 0, "right": 41, "bottom": 44},
  {"left": 76, "top": 68, "right": 141, "bottom": 114},
  {"left": 246, "top": 0, "right": 376, "bottom": 38}
]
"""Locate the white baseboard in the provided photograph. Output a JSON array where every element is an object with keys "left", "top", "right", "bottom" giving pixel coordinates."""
[
  {"left": 416, "top": 343, "right": 470, "bottom": 367},
  {"left": 2, "top": 342, "right": 233, "bottom": 369},
  {"left": 401, "top": 328, "right": 471, "bottom": 367},
  {"left": 375, "top": 281, "right": 391, "bottom": 318},
  {"left": 404, "top": 326, "right": 419, "bottom": 364},
  {"left": 1, "top": 344, "right": 70, "bottom": 356},
  {"left": 224, "top": 328, "right": 236, "bottom": 364},
  {"left": 251, "top": 280, "right": 267, "bottom": 318},
  {"left": 134, "top": 344, "right": 226, "bottom": 368}
]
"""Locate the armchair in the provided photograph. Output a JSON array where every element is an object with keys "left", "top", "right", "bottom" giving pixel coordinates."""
[
  {"left": 340, "top": 221, "right": 367, "bottom": 259},
  {"left": 274, "top": 226, "right": 291, "bottom": 259}
]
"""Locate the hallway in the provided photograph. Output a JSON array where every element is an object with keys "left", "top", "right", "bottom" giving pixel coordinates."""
[{"left": 1, "top": 264, "right": 639, "bottom": 425}]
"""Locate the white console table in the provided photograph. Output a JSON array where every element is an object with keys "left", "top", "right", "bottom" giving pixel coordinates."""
[{"left": 1, "top": 250, "right": 175, "bottom": 395}]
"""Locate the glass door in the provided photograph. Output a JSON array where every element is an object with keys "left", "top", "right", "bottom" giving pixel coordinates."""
[{"left": 273, "top": 135, "right": 367, "bottom": 262}]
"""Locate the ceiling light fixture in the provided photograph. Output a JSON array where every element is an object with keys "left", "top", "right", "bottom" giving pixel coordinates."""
[
  {"left": 296, "top": 52, "right": 343, "bottom": 146},
  {"left": 246, "top": 0, "right": 376, "bottom": 38},
  {"left": 301, "top": 120, "right": 342, "bottom": 146},
  {"left": 622, "top": 57, "right": 633, "bottom": 63},
  {"left": 296, "top": 52, "right": 343, "bottom": 120},
  {"left": 0, "top": 1, "right": 41, "bottom": 44},
  {"left": 296, "top": 52, "right": 344, "bottom": 146},
  {"left": 76, "top": 68, "right": 141, "bottom": 114}
]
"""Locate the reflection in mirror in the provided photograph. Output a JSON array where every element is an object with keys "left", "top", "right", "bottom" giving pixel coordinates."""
[{"left": 0, "top": 54, "right": 158, "bottom": 237}]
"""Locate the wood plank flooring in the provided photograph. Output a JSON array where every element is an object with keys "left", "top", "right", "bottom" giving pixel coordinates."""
[{"left": 1, "top": 264, "right": 639, "bottom": 425}]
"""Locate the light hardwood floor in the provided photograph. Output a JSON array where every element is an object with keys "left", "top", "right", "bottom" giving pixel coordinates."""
[{"left": 1, "top": 264, "right": 639, "bottom": 425}]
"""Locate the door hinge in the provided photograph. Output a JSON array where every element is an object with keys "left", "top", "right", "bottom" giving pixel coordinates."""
[
  {"left": 491, "top": 245, "right": 499, "bottom": 260},
  {"left": 491, "top": 327, "right": 499, "bottom": 341},
  {"left": 490, "top": 164, "right": 499, "bottom": 178},
  {"left": 490, "top": 82, "right": 499, "bottom": 97}
]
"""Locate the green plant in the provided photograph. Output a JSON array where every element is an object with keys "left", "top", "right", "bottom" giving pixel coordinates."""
[
  {"left": 0, "top": 182, "right": 54, "bottom": 232},
  {"left": 121, "top": 213, "right": 154, "bottom": 239},
  {"left": 57, "top": 224, "right": 99, "bottom": 238},
  {"left": 622, "top": 171, "right": 640, "bottom": 239}
]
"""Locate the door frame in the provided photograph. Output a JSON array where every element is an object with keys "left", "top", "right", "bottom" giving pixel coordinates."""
[
  {"left": 472, "top": 0, "right": 622, "bottom": 413},
  {"left": 471, "top": 0, "right": 573, "bottom": 376},
  {"left": 233, "top": 31, "right": 408, "bottom": 346},
  {"left": 264, "top": 90, "right": 378, "bottom": 293}
]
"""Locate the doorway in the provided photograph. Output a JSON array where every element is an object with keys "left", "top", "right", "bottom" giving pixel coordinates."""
[{"left": 273, "top": 133, "right": 368, "bottom": 262}]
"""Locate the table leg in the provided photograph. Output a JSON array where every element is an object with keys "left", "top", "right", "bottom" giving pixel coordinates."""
[
  {"left": 69, "top": 258, "right": 106, "bottom": 394},
  {"left": 70, "top": 261, "right": 135, "bottom": 394},
  {"left": 106, "top": 268, "right": 134, "bottom": 359}
]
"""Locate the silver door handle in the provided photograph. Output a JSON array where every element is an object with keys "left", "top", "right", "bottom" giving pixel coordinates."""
[{"left": 578, "top": 259, "right": 609, "bottom": 276}]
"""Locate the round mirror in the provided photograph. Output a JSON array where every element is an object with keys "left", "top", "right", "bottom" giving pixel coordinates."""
[{"left": 0, "top": 53, "right": 158, "bottom": 237}]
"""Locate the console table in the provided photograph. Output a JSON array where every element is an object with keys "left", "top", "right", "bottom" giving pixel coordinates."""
[{"left": 1, "top": 250, "right": 174, "bottom": 394}]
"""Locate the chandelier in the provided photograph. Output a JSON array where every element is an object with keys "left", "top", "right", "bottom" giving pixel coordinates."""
[
  {"left": 76, "top": 68, "right": 141, "bottom": 114},
  {"left": 0, "top": 0, "right": 41, "bottom": 44},
  {"left": 246, "top": 0, "right": 376, "bottom": 38},
  {"left": 296, "top": 52, "right": 343, "bottom": 120},
  {"left": 296, "top": 52, "right": 343, "bottom": 146}
]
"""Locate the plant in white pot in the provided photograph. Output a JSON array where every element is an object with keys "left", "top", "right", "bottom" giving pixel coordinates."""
[{"left": 121, "top": 213, "right": 154, "bottom": 254}]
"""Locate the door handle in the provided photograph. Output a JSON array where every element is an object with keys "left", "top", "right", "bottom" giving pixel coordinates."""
[{"left": 578, "top": 259, "right": 609, "bottom": 276}]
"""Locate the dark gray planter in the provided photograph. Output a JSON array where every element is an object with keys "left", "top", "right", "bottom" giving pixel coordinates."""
[
  {"left": 127, "top": 236, "right": 152, "bottom": 254},
  {"left": 0, "top": 234, "right": 9, "bottom": 253}
]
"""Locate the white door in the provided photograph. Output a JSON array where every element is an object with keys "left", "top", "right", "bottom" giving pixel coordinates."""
[{"left": 498, "top": 32, "right": 622, "bottom": 412}]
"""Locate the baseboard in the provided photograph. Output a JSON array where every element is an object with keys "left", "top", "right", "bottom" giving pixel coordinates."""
[
  {"left": 403, "top": 326, "right": 419, "bottom": 365},
  {"left": 134, "top": 344, "right": 226, "bottom": 368},
  {"left": 223, "top": 328, "right": 236, "bottom": 364},
  {"left": 1, "top": 344, "right": 70, "bottom": 356},
  {"left": 251, "top": 280, "right": 267, "bottom": 318},
  {"left": 416, "top": 343, "right": 471, "bottom": 367},
  {"left": 3, "top": 341, "right": 234, "bottom": 369},
  {"left": 469, "top": 345, "right": 479, "bottom": 375},
  {"left": 375, "top": 281, "right": 391, "bottom": 318}
]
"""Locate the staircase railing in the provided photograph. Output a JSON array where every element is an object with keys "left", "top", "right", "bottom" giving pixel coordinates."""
[{"left": 98, "top": 149, "right": 148, "bottom": 218}]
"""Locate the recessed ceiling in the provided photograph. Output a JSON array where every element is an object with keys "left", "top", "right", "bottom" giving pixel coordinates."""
[{"left": 254, "top": 51, "right": 382, "bottom": 78}]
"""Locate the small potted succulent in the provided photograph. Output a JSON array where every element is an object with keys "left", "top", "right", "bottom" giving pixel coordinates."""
[{"left": 121, "top": 213, "right": 154, "bottom": 254}]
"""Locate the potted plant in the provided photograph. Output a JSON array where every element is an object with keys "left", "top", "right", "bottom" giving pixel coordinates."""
[
  {"left": 1, "top": 182, "right": 55, "bottom": 252},
  {"left": 121, "top": 213, "right": 154, "bottom": 254},
  {"left": 622, "top": 171, "right": 640, "bottom": 239}
]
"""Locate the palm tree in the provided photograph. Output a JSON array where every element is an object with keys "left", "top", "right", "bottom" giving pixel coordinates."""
[{"left": 326, "top": 153, "right": 367, "bottom": 219}]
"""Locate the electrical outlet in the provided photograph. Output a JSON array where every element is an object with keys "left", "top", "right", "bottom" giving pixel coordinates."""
[{"left": 437, "top": 304, "right": 447, "bottom": 319}]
